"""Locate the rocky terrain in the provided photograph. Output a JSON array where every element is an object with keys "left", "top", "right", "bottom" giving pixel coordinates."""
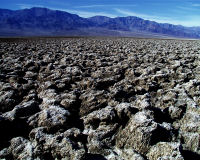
[{"left": 0, "top": 37, "right": 200, "bottom": 160}]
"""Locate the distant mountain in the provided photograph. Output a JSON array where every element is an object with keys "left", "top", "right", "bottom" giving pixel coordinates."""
[
  {"left": 0, "top": 8, "right": 93, "bottom": 36},
  {"left": 0, "top": 7, "right": 200, "bottom": 38},
  {"left": 89, "top": 16, "right": 200, "bottom": 38}
]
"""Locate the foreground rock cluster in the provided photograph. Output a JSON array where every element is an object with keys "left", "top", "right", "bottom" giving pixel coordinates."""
[{"left": 0, "top": 37, "right": 199, "bottom": 160}]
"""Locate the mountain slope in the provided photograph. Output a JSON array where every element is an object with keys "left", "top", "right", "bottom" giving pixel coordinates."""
[
  {"left": 0, "top": 8, "right": 94, "bottom": 36},
  {"left": 88, "top": 16, "right": 200, "bottom": 38},
  {"left": 0, "top": 7, "right": 200, "bottom": 38}
]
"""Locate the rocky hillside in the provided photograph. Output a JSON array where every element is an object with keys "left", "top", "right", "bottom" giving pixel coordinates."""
[
  {"left": 0, "top": 37, "right": 200, "bottom": 159},
  {"left": 0, "top": 7, "right": 200, "bottom": 38}
]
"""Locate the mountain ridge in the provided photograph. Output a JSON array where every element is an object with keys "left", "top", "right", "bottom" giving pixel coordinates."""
[{"left": 0, "top": 7, "right": 200, "bottom": 38}]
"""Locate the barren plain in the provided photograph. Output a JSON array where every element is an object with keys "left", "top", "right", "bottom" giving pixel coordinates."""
[{"left": 0, "top": 37, "right": 200, "bottom": 160}]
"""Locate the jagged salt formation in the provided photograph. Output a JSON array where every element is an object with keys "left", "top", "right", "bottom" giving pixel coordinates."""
[{"left": 0, "top": 38, "right": 199, "bottom": 160}]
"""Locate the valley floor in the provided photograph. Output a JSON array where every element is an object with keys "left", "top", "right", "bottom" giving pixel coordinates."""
[{"left": 0, "top": 37, "right": 200, "bottom": 159}]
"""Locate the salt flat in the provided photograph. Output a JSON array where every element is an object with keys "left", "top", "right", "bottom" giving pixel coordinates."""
[{"left": 0, "top": 37, "right": 199, "bottom": 159}]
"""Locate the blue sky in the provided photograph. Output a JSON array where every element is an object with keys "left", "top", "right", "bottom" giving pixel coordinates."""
[{"left": 1, "top": 0, "right": 200, "bottom": 27}]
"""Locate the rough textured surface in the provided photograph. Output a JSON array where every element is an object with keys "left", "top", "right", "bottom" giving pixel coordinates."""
[
  {"left": 0, "top": 37, "right": 200, "bottom": 159},
  {"left": 146, "top": 142, "right": 184, "bottom": 160}
]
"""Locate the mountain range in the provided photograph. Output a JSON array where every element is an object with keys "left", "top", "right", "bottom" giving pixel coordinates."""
[{"left": 0, "top": 7, "right": 200, "bottom": 38}]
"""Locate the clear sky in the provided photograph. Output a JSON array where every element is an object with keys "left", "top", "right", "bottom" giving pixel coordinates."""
[{"left": 1, "top": 0, "right": 200, "bottom": 27}]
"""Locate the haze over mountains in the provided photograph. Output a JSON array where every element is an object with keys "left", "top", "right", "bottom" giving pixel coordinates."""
[{"left": 0, "top": 7, "right": 200, "bottom": 38}]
